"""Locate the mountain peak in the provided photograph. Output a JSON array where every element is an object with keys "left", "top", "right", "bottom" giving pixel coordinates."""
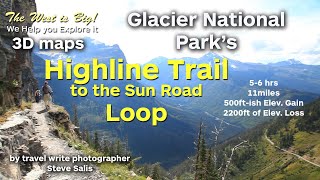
[
  {"left": 202, "top": 52, "right": 221, "bottom": 59},
  {"left": 269, "top": 59, "right": 303, "bottom": 66},
  {"left": 286, "top": 59, "right": 302, "bottom": 65}
]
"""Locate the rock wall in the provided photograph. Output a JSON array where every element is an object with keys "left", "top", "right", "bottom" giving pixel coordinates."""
[
  {"left": 0, "top": 110, "right": 43, "bottom": 179},
  {"left": 0, "top": 105, "right": 79, "bottom": 179},
  {"left": 0, "top": 0, "right": 37, "bottom": 114}
]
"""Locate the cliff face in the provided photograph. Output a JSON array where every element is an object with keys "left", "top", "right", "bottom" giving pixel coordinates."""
[{"left": 0, "top": 0, "right": 37, "bottom": 113}]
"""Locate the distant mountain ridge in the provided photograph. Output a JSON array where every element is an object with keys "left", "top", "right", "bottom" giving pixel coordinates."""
[
  {"left": 142, "top": 53, "right": 319, "bottom": 127},
  {"left": 269, "top": 59, "right": 303, "bottom": 66}
]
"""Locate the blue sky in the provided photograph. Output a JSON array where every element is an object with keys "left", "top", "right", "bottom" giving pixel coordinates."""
[
  {"left": 33, "top": 0, "right": 320, "bottom": 64},
  {"left": 263, "top": 0, "right": 320, "bottom": 16}
]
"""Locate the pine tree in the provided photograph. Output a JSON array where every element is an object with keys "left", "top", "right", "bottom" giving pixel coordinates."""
[
  {"left": 206, "top": 149, "right": 219, "bottom": 179},
  {"left": 152, "top": 164, "right": 161, "bottom": 180},
  {"left": 116, "top": 139, "right": 122, "bottom": 155},
  {"left": 94, "top": 131, "right": 100, "bottom": 150},
  {"left": 110, "top": 142, "right": 116, "bottom": 156},
  {"left": 124, "top": 136, "right": 130, "bottom": 156},
  {"left": 142, "top": 165, "right": 151, "bottom": 177},
  {"left": 198, "top": 136, "right": 207, "bottom": 180},
  {"left": 72, "top": 104, "right": 79, "bottom": 126},
  {"left": 81, "top": 128, "right": 86, "bottom": 141},
  {"left": 103, "top": 139, "right": 109, "bottom": 156},
  {"left": 195, "top": 122, "right": 207, "bottom": 180},
  {"left": 128, "top": 160, "right": 134, "bottom": 170},
  {"left": 85, "top": 129, "right": 90, "bottom": 144}
]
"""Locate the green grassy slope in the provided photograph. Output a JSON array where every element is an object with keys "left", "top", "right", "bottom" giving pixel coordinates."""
[
  {"left": 229, "top": 99, "right": 320, "bottom": 179},
  {"left": 232, "top": 135, "right": 320, "bottom": 179}
]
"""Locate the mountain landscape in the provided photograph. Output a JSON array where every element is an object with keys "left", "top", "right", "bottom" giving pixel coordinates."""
[
  {"left": 170, "top": 98, "right": 320, "bottom": 179},
  {"left": 143, "top": 54, "right": 320, "bottom": 128},
  {"left": 32, "top": 38, "right": 244, "bottom": 168},
  {"left": 31, "top": 38, "right": 320, "bottom": 171},
  {"left": 1, "top": 0, "right": 319, "bottom": 178},
  {"left": 236, "top": 98, "right": 320, "bottom": 179},
  {"left": 0, "top": 30, "right": 318, "bottom": 178}
]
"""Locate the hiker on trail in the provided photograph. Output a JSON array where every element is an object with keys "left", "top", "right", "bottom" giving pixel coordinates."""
[
  {"left": 34, "top": 88, "right": 41, "bottom": 103},
  {"left": 42, "top": 81, "right": 53, "bottom": 110}
]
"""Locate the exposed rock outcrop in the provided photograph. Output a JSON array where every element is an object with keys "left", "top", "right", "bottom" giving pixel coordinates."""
[
  {"left": 0, "top": 104, "right": 107, "bottom": 179},
  {"left": 47, "top": 106, "right": 81, "bottom": 137},
  {"left": 0, "top": 0, "right": 37, "bottom": 113},
  {"left": 0, "top": 110, "right": 43, "bottom": 179}
]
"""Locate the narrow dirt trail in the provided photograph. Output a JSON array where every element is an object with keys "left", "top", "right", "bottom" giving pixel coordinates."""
[
  {"left": 32, "top": 103, "right": 76, "bottom": 156},
  {"left": 30, "top": 103, "right": 107, "bottom": 180},
  {"left": 264, "top": 132, "right": 320, "bottom": 168}
]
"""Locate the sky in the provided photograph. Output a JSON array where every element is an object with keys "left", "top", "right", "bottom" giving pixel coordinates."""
[{"left": 32, "top": 0, "right": 320, "bottom": 64}]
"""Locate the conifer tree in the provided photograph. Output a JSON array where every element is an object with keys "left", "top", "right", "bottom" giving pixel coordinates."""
[
  {"left": 85, "top": 129, "right": 90, "bottom": 144},
  {"left": 110, "top": 142, "right": 116, "bottom": 156},
  {"left": 206, "top": 149, "right": 219, "bottom": 179},
  {"left": 124, "top": 136, "right": 130, "bottom": 156},
  {"left": 116, "top": 139, "right": 122, "bottom": 155},
  {"left": 128, "top": 160, "right": 134, "bottom": 170},
  {"left": 152, "top": 164, "right": 161, "bottom": 180},
  {"left": 81, "top": 128, "right": 86, "bottom": 141},
  {"left": 94, "top": 131, "right": 100, "bottom": 150},
  {"left": 72, "top": 104, "right": 79, "bottom": 126},
  {"left": 102, "top": 139, "right": 109, "bottom": 156},
  {"left": 142, "top": 165, "right": 151, "bottom": 177},
  {"left": 198, "top": 136, "right": 207, "bottom": 179},
  {"left": 195, "top": 122, "right": 207, "bottom": 180}
]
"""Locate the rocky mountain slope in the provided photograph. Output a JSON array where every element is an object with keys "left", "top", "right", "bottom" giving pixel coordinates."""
[
  {"left": 0, "top": 103, "right": 108, "bottom": 179},
  {"left": 0, "top": 0, "right": 37, "bottom": 113}
]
